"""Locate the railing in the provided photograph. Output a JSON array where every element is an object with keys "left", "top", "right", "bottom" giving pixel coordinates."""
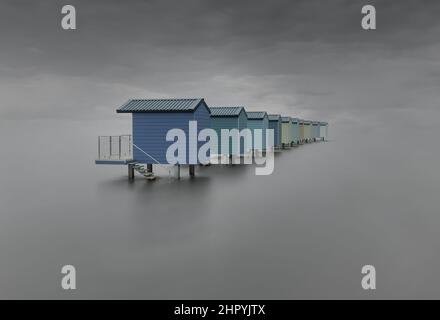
[{"left": 97, "top": 135, "right": 132, "bottom": 160}]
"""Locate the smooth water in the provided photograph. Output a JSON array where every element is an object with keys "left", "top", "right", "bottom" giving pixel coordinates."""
[{"left": 0, "top": 119, "right": 439, "bottom": 299}]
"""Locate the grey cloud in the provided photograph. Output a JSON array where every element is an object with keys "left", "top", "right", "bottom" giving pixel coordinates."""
[{"left": 0, "top": 0, "right": 440, "bottom": 124}]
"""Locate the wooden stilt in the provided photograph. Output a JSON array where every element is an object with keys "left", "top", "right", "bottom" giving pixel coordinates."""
[
  {"left": 128, "top": 164, "right": 134, "bottom": 180},
  {"left": 176, "top": 165, "right": 181, "bottom": 180}
]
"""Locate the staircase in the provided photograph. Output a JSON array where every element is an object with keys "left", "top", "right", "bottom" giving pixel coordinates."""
[{"left": 133, "top": 164, "right": 156, "bottom": 181}]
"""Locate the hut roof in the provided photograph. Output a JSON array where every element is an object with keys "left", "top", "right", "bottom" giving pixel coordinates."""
[
  {"left": 247, "top": 111, "right": 267, "bottom": 120},
  {"left": 210, "top": 106, "right": 245, "bottom": 117},
  {"left": 268, "top": 114, "right": 281, "bottom": 121},
  {"left": 117, "top": 98, "right": 208, "bottom": 113}
]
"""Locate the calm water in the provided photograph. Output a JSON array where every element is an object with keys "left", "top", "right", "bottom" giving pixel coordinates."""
[{"left": 0, "top": 119, "right": 439, "bottom": 299}]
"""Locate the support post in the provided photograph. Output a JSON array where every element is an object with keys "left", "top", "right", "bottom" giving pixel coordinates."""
[
  {"left": 189, "top": 165, "right": 195, "bottom": 177},
  {"left": 128, "top": 164, "right": 134, "bottom": 180},
  {"left": 147, "top": 164, "right": 153, "bottom": 173},
  {"left": 119, "top": 136, "right": 121, "bottom": 160},
  {"left": 175, "top": 164, "right": 181, "bottom": 180}
]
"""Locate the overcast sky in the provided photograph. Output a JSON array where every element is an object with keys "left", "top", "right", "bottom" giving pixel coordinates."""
[{"left": 1, "top": 0, "right": 439, "bottom": 128}]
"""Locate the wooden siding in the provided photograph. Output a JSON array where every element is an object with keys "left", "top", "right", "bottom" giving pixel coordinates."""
[
  {"left": 299, "top": 123, "right": 305, "bottom": 141},
  {"left": 312, "top": 123, "right": 319, "bottom": 140},
  {"left": 132, "top": 101, "right": 211, "bottom": 164},
  {"left": 292, "top": 122, "right": 300, "bottom": 143},
  {"left": 304, "top": 124, "right": 312, "bottom": 141},
  {"left": 268, "top": 119, "right": 282, "bottom": 147},
  {"left": 320, "top": 124, "right": 328, "bottom": 140},
  {"left": 281, "top": 122, "right": 292, "bottom": 144},
  {"left": 247, "top": 115, "right": 269, "bottom": 150},
  {"left": 210, "top": 109, "right": 248, "bottom": 155}
]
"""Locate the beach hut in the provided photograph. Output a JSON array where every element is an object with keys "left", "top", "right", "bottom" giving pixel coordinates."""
[
  {"left": 303, "top": 120, "right": 312, "bottom": 143},
  {"left": 320, "top": 122, "right": 328, "bottom": 141},
  {"left": 291, "top": 118, "right": 300, "bottom": 145},
  {"left": 116, "top": 98, "right": 211, "bottom": 177},
  {"left": 312, "top": 121, "right": 320, "bottom": 142},
  {"left": 210, "top": 106, "right": 248, "bottom": 157},
  {"left": 281, "top": 116, "right": 292, "bottom": 148},
  {"left": 298, "top": 119, "right": 305, "bottom": 144},
  {"left": 247, "top": 111, "right": 269, "bottom": 153},
  {"left": 268, "top": 114, "right": 282, "bottom": 149}
]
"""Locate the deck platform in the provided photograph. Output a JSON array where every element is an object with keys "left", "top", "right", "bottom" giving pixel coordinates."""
[{"left": 95, "top": 159, "right": 135, "bottom": 165}]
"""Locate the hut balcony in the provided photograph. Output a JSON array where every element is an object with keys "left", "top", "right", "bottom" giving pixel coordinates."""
[{"left": 95, "top": 134, "right": 134, "bottom": 165}]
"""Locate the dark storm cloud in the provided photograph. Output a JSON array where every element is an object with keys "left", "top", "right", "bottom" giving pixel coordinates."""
[{"left": 0, "top": 0, "right": 439, "bottom": 122}]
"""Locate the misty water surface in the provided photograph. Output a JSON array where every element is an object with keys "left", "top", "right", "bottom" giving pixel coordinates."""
[{"left": 0, "top": 119, "right": 439, "bottom": 299}]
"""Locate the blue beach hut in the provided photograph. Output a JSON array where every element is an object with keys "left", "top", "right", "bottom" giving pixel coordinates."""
[
  {"left": 246, "top": 111, "right": 269, "bottom": 152},
  {"left": 210, "top": 106, "right": 248, "bottom": 157},
  {"left": 268, "top": 114, "right": 282, "bottom": 149},
  {"left": 116, "top": 98, "right": 211, "bottom": 165}
]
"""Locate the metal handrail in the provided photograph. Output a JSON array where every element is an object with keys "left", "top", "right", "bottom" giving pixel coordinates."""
[
  {"left": 132, "top": 143, "right": 173, "bottom": 170},
  {"left": 97, "top": 134, "right": 132, "bottom": 160}
]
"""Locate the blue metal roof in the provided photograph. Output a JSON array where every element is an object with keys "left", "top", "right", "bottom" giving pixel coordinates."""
[
  {"left": 210, "top": 106, "right": 245, "bottom": 117},
  {"left": 247, "top": 111, "right": 267, "bottom": 120},
  {"left": 117, "top": 98, "right": 207, "bottom": 113},
  {"left": 268, "top": 114, "right": 281, "bottom": 121},
  {"left": 281, "top": 116, "right": 291, "bottom": 122}
]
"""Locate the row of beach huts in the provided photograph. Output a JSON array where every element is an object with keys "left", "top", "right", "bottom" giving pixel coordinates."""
[{"left": 96, "top": 98, "right": 328, "bottom": 179}]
